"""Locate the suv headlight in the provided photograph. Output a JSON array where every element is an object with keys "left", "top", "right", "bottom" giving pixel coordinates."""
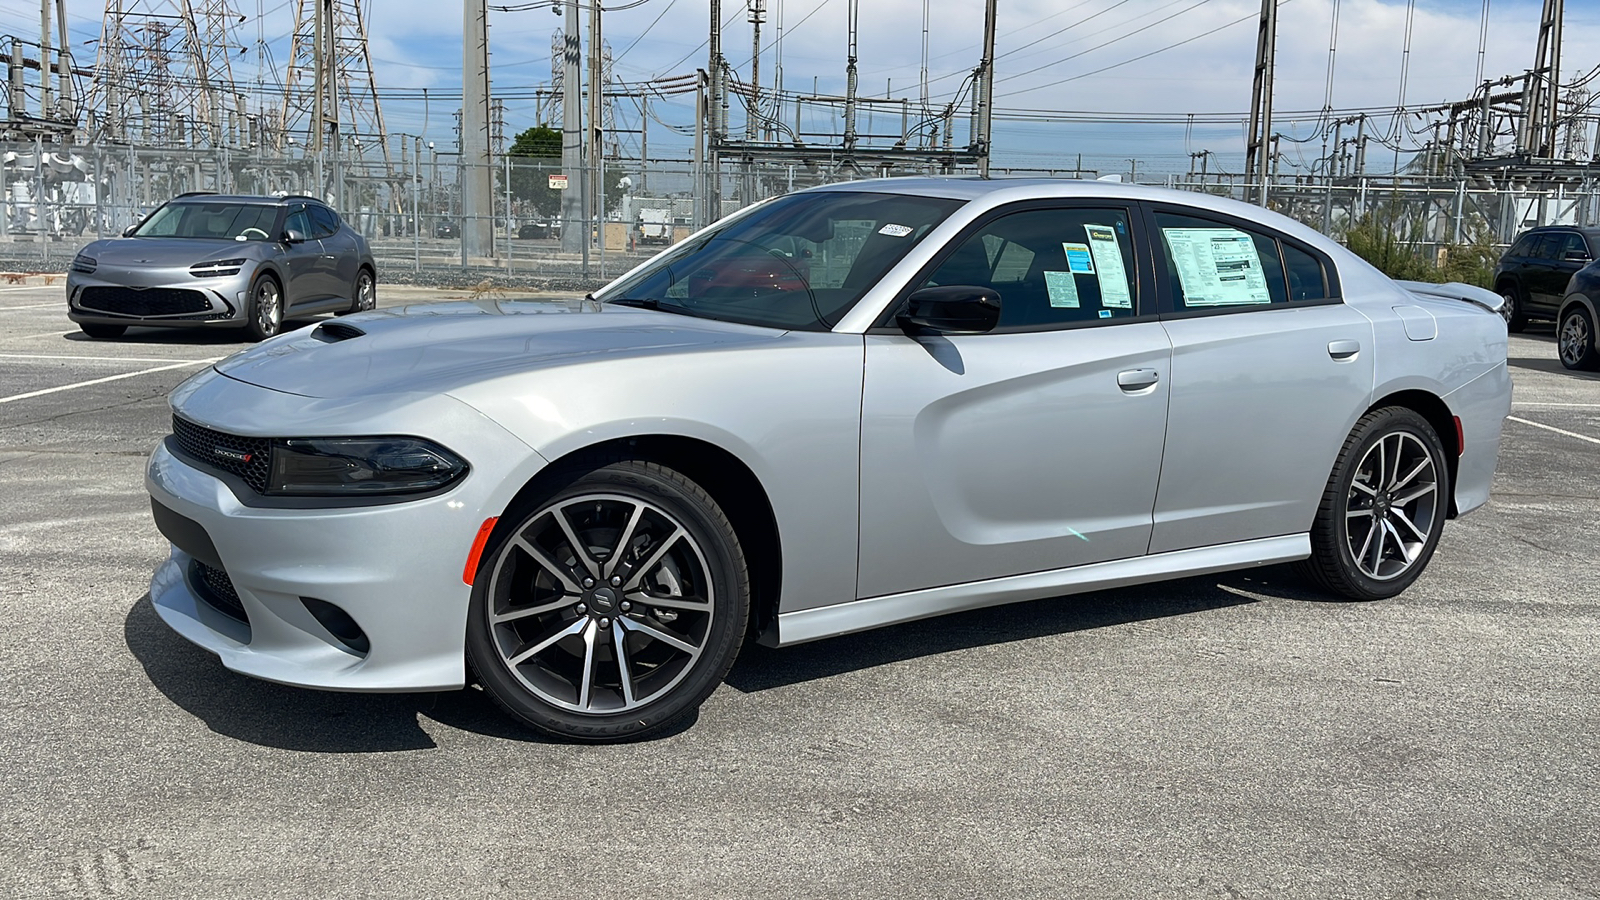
[
  {"left": 267, "top": 437, "right": 469, "bottom": 496},
  {"left": 71, "top": 254, "right": 96, "bottom": 274},
  {"left": 190, "top": 258, "right": 247, "bottom": 278}
]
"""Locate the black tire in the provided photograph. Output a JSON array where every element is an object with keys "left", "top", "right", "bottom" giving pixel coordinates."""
[
  {"left": 1298, "top": 406, "right": 1450, "bottom": 601},
  {"left": 1558, "top": 305, "right": 1599, "bottom": 371},
  {"left": 244, "top": 274, "right": 283, "bottom": 341},
  {"left": 78, "top": 322, "right": 126, "bottom": 339},
  {"left": 343, "top": 267, "right": 376, "bottom": 314},
  {"left": 466, "top": 458, "right": 750, "bottom": 742},
  {"left": 1497, "top": 282, "right": 1527, "bottom": 332}
]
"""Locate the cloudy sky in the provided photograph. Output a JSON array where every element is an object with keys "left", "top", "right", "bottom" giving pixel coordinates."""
[{"left": 5, "top": 0, "right": 1597, "bottom": 177}]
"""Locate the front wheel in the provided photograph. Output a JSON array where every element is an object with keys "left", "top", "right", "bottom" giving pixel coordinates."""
[
  {"left": 344, "top": 268, "right": 376, "bottom": 314},
  {"left": 466, "top": 459, "right": 750, "bottom": 742},
  {"left": 1499, "top": 286, "right": 1527, "bottom": 332},
  {"left": 1558, "top": 306, "right": 1598, "bottom": 371},
  {"left": 1298, "top": 407, "right": 1450, "bottom": 600},
  {"left": 244, "top": 275, "right": 283, "bottom": 341}
]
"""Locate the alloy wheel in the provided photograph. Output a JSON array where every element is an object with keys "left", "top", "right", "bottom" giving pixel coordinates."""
[
  {"left": 485, "top": 493, "right": 716, "bottom": 714},
  {"left": 1343, "top": 431, "right": 1440, "bottom": 581},
  {"left": 253, "top": 279, "right": 281, "bottom": 337},
  {"left": 1560, "top": 311, "right": 1591, "bottom": 368},
  {"left": 356, "top": 272, "right": 375, "bottom": 311}
]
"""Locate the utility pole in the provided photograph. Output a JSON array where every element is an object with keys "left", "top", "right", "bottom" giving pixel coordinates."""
[
  {"left": 559, "top": 0, "right": 583, "bottom": 252},
  {"left": 1245, "top": 0, "right": 1277, "bottom": 204},
  {"left": 461, "top": 0, "right": 494, "bottom": 258},
  {"left": 589, "top": 0, "right": 603, "bottom": 273},
  {"left": 844, "top": 0, "right": 858, "bottom": 152},
  {"left": 707, "top": 0, "right": 724, "bottom": 220},
  {"left": 975, "top": 0, "right": 996, "bottom": 176},
  {"left": 1529, "top": 0, "right": 1564, "bottom": 158}
]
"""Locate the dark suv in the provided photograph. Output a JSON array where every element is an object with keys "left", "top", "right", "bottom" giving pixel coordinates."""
[{"left": 1492, "top": 225, "right": 1599, "bottom": 332}]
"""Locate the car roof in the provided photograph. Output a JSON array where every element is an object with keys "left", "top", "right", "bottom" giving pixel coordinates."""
[
  {"left": 168, "top": 193, "right": 323, "bottom": 207},
  {"left": 1519, "top": 225, "right": 1600, "bottom": 238},
  {"left": 802, "top": 176, "right": 1349, "bottom": 261}
]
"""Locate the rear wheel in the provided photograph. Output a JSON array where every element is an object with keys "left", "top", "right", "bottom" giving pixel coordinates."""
[
  {"left": 244, "top": 275, "right": 283, "bottom": 341},
  {"left": 1558, "top": 306, "right": 1598, "bottom": 371},
  {"left": 344, "top": 268, "right": 376, "bottom": 314},
  {"left": 78, "top": 322, "right": 126, "bottom": 339},
  {"left": 1498, "top": 283, "right": 1527, "bottom": 332},
  {"left": 1299, "top": 407, "right": 1450, "bottom": 600},
  {"left": 467, "top": 459, "right": 750, "bottom": 742}
]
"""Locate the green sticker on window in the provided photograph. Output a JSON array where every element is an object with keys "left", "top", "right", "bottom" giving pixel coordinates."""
[{"left": 1044, "top": 271, "right": 1081, "bottom": 308}]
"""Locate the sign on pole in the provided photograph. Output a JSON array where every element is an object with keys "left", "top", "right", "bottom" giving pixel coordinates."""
[{"left": 549, "top": 174, "right": 569, "bottom": 190}]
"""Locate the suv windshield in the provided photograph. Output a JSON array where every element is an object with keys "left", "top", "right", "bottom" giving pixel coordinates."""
[
  {"left": 133, "top": 202, "right": 279, "bottom": 241},
  {"left": 596, "top": 190, "right": 964, "bottom": 330}
]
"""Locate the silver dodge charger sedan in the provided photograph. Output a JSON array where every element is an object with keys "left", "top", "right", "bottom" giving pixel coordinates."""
[
  {"left": 144, "top": 179, "right": 1511, "bottom": 741},
  {"left": 68, "top": 193, "right": 376, "bottom": 341}
]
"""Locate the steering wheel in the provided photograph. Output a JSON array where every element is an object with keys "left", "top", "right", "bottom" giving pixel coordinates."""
[{"left": 239, "top": 227, "right": 269, "bottom": 240}]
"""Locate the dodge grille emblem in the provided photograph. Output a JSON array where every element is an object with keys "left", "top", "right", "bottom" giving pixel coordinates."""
[{"left": 213, "top": 447, "right": 253, "bottom": 464}]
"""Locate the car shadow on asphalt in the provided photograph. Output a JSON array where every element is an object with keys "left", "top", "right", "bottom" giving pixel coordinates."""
[
  {"left": 124, "top": 566, "right": 1325, "bottom": 751},
  {"left": 123, "top": 593, "right": 694, "bottom": 750},
  {"left": 1508, "top": 356, "right": 1600, "bottom": 378},
  {"left": 726, "top": 564, "right": 1327, "bottom": 693}
]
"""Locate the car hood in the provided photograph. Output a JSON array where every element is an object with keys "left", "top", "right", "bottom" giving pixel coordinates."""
[
  {"left": 213, "top": 299, "right": 788, "bottom": 399},
  {"left": 84, "top": 236, "right": 263, "bottom": 264}
]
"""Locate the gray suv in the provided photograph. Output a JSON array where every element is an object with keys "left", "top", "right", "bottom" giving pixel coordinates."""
[{"left": 67, "top": 193, "right": 376, "bottom": 341}]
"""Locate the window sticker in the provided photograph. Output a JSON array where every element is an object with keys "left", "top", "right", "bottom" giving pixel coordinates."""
[
  {"left": 1161, "top": 227, "right": 1272, "bottom": 306},
  {"left": 1043, "top": 271, "right": 1081, "bottom": 308},
  {"left": 1083, "top": 224, "right": 1133, "bottom": 309},
  {"left": 878, "top": 223, "right": 914, "bottom": 237},
  {"left": 1062, "top": 242, "right": 1095, "bottom": 274}
]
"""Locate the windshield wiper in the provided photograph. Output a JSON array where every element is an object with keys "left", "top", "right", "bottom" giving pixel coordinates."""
[{"left": 604, "top": 297, "right": 709, "bottom": 319}]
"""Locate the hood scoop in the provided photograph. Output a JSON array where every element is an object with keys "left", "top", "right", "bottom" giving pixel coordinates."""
[{"left": 313, "top": 320, "right": 366, "bottom": 343}]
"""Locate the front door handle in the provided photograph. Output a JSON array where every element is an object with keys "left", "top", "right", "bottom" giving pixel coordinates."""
[
  {"left": 1327, "top": 340, "right": 1361, "bottom": 360},
  {"left": 1117, "top": 368, "right": 1160, "bottom": 391}
]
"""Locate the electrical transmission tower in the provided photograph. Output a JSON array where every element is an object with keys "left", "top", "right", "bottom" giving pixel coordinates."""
[
  {"left": 88, "top": 1, "right": 250, "bottom": 147},
  {"left": 280, "top": 0, "right": 391, "bottom": 164}
]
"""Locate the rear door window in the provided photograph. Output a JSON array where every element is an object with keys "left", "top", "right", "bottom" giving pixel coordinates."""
[{"left": 1152, "top": 209, "right": 1337, "bottom": 312}]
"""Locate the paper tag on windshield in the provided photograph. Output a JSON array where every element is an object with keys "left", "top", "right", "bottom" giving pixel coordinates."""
[{"left": 878, "top": 223, "right": 913, "bottom": 237}]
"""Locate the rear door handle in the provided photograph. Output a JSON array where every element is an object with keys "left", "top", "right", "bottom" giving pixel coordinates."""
[
  {"left": 1117, "top": 368, "right": 1160, "bottom": 391},
  {"left": 1327, "top": 340, "right": 1361, "bottom": 360}
]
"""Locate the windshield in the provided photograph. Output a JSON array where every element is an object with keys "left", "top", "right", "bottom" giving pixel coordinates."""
[
  {"left": 596, "top": 190, "right": 964, "bottom": 331},
  {"left": 133, "top": 202, "right": 280, "bottom": 241}
]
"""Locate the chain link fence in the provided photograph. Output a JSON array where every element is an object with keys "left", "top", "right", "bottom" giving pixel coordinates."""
[{"left": 4, "top": 139, "right": 1598, "bottom": 286}]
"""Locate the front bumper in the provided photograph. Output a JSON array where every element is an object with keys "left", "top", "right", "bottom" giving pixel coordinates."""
[
  {"left": 146, "top": 373, "right": 548, "bottom": 692},
  {"left": 66, "top": 266, "right": 254, "bottom": 327}
]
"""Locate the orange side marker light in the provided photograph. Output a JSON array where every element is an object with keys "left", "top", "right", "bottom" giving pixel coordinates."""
[{"left": 463, "top": 517, "right": 499, "bottom": 586}]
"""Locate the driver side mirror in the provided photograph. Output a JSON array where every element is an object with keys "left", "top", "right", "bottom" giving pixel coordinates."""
[
  {"left": 121, "top": 225, "right": 138, "bottom": 237},
  {"left": 1563, "top": 250, "right": 1591, "bottom": 263},
  {"left": 898, "top": 285, "right": 1002, "bottom": 335},
  {"left": 283, "top": 227, "right": 308, "bottom": 243}
]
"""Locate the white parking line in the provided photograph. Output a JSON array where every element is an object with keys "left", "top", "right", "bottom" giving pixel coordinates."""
[
  {"left": 0, "top": 353, "right": 218, "bottom": 364},
  {"left": 1508, "top": 416, "right": 1600, "bottom": 446},
  {"left": 0, "top": 358, "right": 218, "bottom": 405},
  {"left": 0, "top": 303, "right": 62, "bottom": 310},
  {"left": 1512, "top": 402, "right": 1600, "bottom": 408}
]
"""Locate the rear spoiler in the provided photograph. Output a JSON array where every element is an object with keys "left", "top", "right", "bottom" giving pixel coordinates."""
[{"left": 1395, "top": 280, "right": 1505, "bottom": 316}]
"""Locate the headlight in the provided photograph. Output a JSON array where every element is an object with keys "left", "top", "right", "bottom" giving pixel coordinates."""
[
  {"left": 266, "top": 437, "right": 469, "bottom": 496},
  {"left": 190, "top": 258, "right": 247, "bottom": 278},
  {"left": 71, "top": 254, "right": 96, "bottom": 274}
]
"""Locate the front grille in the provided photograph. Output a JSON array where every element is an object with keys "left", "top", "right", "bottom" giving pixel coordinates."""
[
  {"left": 193, "top": 561, "right": 248, "bottom": 622},
  {"left": 79, "top": 286, "right": 211, "bottom": 317},
  {"left": 172, "top": 415, "right": 272, "bottom": 493}
]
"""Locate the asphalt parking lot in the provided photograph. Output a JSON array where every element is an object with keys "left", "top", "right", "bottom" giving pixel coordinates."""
[{"left": 2, "top": 283, "right": 1597, "bottom": 899}]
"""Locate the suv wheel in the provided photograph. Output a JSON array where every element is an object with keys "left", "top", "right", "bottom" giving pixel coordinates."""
[
  {"left": 1498, "top": 283, "right": 1527, "bottom": 332},
  {"left": 1558, "top": 306, "right": 1598, "bottom": 371}
]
